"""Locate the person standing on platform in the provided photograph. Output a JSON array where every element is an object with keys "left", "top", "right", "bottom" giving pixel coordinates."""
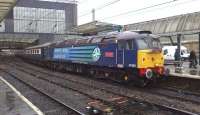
[
  {"left": 189, "top": 50, "right": 198, "bottom": 69},
  {"left": 174, "top": 48, "right": 181, "bottom": 67},
  {"left": 174, "top": 49, "right": 180, "bottom": 61}
]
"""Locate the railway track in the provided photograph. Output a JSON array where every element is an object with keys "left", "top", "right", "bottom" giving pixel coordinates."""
[
  {"left": 0, "top": 69, "right": 86, "bottom": 115},
  {"left": 142, "top": 86, "right": 200, "bottom": 105},
  {"left": 14, "top": 61, "right": 200, "bottom": 102},
  {"left": 0, "top": 65, "right": 166, "bottom": 115},
  {"left": 17, "top": 62, "right": 200, "bottom": 105},
  {"left": 7, "top": 60, "right": 200, "bottom": 115},
  {"left": 0, "top": 71, "right": 83, "bottom": 115},
  {"left": 160, "top": 76, "right": 200, "bottom": 93},
  {"left": 161, "top": 86, "right": 200, "bottom": 97}
]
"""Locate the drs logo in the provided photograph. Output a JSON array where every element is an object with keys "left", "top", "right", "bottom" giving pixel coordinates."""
[{"left": 92, "top": 47, "right": 101, "bottom": 61}]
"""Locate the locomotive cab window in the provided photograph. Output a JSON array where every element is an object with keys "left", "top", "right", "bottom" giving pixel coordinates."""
[
  {"left": 118, "top": 40, "right": 126, "bottom": 50},
  {"left": 118, "top": 40, "right": 134, "bottom": 50},
  {"left": 136, "top": 39, "right": 148, "bottom": 49},
  {"left": 152, "top": 39, "right": 161, "bottom": 48},
  {"left": 126, "top": 40, "right": 134, "bottom": 50}
]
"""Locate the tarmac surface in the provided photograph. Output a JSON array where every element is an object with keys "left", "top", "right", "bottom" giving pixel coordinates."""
[{"left": 0, "top": 76, "right": 42, "bottom": 115}]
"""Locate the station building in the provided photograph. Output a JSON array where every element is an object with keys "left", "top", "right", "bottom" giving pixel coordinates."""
[
  {"left": 0, "top": 0, "right": 77, "bottom": 46},
  {"left": 0, "top": 0, "right": 77, "bottom": 34}
]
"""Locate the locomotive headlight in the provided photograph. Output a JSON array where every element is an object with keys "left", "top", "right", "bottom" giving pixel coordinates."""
[
  {"left": 145, "top": 69, "right": 153, "bottom": 79},
  {"left": 155, "top": 63, "right": 159, "bottom": 66}
]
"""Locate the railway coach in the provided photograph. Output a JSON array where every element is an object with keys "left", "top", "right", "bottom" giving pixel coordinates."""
[{"left": 22, "top": 31, "right": 166, "bottom": 86}]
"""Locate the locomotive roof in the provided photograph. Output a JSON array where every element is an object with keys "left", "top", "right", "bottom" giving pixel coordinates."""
[
  {"left": 116, "top": 31, "right": 160, "bottom": 40},
  {"left": 26, "top": 31, "right": 159, "bottom": 49},
  {"left": 116, "top": 31, "right": 147, "bottom": 40}
]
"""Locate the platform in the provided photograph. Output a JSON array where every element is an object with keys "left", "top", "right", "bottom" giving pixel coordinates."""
[
  {"left": 165, "top": 62, "right": 200, "bottom": 79},
  {"left": 0, "top": 76, "right": 43, "bottom": 115}
]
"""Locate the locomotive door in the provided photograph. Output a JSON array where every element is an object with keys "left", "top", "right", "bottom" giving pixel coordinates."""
[
  {"left": 44, "top": 47, "right": 50, "bottom": 59},
  {"left": 117, "top": 40, "right": 126, "bottom": 67},
  {"left": 124, "top": 40, "right": 136, "bottom": 66},
  {"left": 117, "top": 40, "right": 136, "bottom": 67}
]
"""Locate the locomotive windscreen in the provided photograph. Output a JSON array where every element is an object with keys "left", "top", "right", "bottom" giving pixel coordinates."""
[{"left": 137, "top": 37, "right": 161, "bottom": 49}]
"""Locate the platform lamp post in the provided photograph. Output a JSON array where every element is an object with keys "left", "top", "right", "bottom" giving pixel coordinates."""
[
  {"left": 199, "top": 33, "right": 200, "bottom": 65},
  {"left": 177, "top": 34, "right": 181, "bottom": 62},
  {"left": 92, "top": 8, "right": 95, "bottom": 22}
]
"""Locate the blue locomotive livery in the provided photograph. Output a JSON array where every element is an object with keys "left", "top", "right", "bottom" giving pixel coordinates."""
[
  {"left": 53, "top": 45, "right": 101, "bottom": 63},
  {"left": 21, "top": 31, "right": 166, "bottom": 86}
]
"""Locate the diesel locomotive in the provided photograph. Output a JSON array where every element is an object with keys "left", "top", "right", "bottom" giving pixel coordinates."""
[{"left": 21, "top": 31, "right": 166, "bottom": 86}]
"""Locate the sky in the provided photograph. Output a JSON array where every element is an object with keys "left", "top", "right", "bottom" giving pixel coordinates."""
[{"left": 77, "top": 0, "right": 200, "bottom": 25}]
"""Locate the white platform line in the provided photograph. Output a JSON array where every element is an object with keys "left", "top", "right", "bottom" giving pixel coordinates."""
[
  {"left": 170, "top": 73, "right": 200, "bottom": 80},
  {"left": 0, "top": 76, "right": 44, "bottom": 115}
]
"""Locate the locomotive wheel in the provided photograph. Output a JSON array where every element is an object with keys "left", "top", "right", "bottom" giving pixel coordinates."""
[{"left": 89, "top": 70, "right": 96, "bottom": 77}]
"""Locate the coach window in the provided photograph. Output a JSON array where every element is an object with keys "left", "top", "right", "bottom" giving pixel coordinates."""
[
  {"left": 38, "top": 49, "right": 41, "bottom": 54},
  {"left": 126, "top": 40, "right": 133, "bottom": 50},
  {"left": 118, "top": 40, "right": 126, "bottom": 50}
]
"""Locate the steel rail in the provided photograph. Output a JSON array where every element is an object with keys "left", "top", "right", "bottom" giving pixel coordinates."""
[
  {"left": 12, "top": 62, "right": 200, "bottom": 115},
  {"left": 0, "top": 69, "right": 86, "bottom": 115}
]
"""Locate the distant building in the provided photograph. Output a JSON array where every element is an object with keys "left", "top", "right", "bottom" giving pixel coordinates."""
[{"left": 0, "top": 0, "right": 77, "bottom": 34}]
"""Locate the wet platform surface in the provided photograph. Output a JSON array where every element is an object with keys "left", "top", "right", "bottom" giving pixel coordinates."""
[
  {"left": 0, "top": 77, "right": 39, "bottom": 115},
  {"left": 165, "top": 62, "right": 200, "bottom": 79}
]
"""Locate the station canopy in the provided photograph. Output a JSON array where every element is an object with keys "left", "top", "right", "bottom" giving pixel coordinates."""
[
  {"left": 0, "top": 0, "right": 17, "bottom": 22},
  {"left": 0, "top": 38, "right": 38, "bottom": 43},
  {"left": 125, "top": 11, "right": 200, "bottom": 36}
]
